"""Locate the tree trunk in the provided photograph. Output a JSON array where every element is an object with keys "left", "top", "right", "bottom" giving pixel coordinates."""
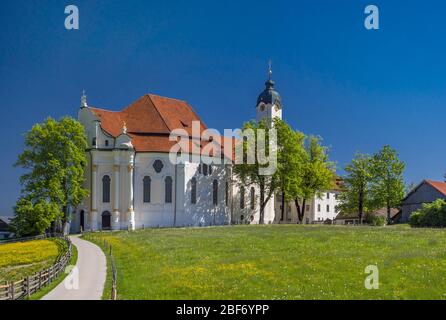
[
  {"left": 301, "top": 199, "right": 307, "bottom": 224},
  {"left": 387, "top": 201, "right": 391, "bottom": 225},
  {"left": 295, "top": 199, "right": 302, "bottom": 224},
  {"left": 281, "top": 188, "right": 285, "bottom": 222},
  {"left": 259, "top": 183, "right": 265, "bottom": 225},
  {"left": 358, "top": 190, "right": 364, "bottom": 225}
]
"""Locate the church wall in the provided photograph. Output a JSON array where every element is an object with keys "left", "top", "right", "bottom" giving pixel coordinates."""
[
  {"left": 134, "top": 153, "right": 176, "bottom": 228},
  {"left": 179, "top": 159, "right": 230, "bottom": 227}
]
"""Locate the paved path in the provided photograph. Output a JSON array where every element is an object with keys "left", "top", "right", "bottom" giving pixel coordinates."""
[{"left": 42, "top": 235, "right": 106, "bottom": 300}]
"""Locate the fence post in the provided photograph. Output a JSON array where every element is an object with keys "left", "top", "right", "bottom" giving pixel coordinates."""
[
  {"left": 10, "top": 282, "right": 14, "bottom": 300},
  {"left": 26, "top": 276, "right": 30, "bottom": 298},
  {"left": 38, "top": 271, "right": 42, "bottom": 290}
]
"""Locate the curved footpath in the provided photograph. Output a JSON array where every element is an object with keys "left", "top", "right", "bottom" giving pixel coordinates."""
[{"left": 42, "top": 235, "right": 106, "bottom": 300}]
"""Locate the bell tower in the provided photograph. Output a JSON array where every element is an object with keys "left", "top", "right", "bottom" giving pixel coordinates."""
[{"left": 256, "top": 61, "right": 282, "bottom": 124}]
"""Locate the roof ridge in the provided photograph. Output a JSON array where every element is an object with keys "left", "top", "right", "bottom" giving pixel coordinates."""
[
  {"left": 147, "top": 94, "right": 173, "bottom": 132},
  {"left": 147, "top": 93, "right": 188, "bottom": 103},
  {"left": 89, "top": 106, "right": 122, "bottom": 113}
]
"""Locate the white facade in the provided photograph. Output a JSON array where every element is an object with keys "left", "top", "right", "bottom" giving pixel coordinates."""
[{"left": 275, "top": 190, "right": 341, "bottom": 224}]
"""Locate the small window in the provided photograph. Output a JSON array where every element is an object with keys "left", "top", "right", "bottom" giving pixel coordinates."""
[
  {"left": 153, "top": 160, "right": 164, "bottom": 173},
  {"left": 198, "top": 163, "right": 202, "bottom": 174},
  {"left": 250, "top": 187, "right": 255, "bottom": 210},
  {"left": 165, "top": 176, "right": 173, "bottom": 203},
  {"left": 143, "top": 176, "right": 151, "bottom": 203},
  {"left": 318, "top": 204, "right": 321, "bottom": 212},
  {"left": 191, "top": 178, "right": 197, "bottom": 204},
  {"left": 306, "top": 205, "right": 310, "bottom": 212},
  {"left": 327, "top": 205, "right": 330, "bottom": 212},
  {"left": 105, "top": 140, "right": 109, "bottom": 147},
  {"left": 203, "top": 164, "right": 208, "bottom": 176},
  {"left": 213, "top": 180, "right": 218, "bottom": 206},
  {"left": 327, "top": 193, "right": 330, "bottom": 199},
  {"left": 92, "top": 137, "right": 97, "bottom": 146},
  {"left": 240, "top": 186, "right": 245, "bottom": 209}
]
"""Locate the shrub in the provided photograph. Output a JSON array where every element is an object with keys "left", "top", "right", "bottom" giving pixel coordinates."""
[
  {"left": 364, "top": 213, "right": 386, "bottom": 226},
  {"left": 370, "top": 215, "right": 386, "bottom": 226},
  {"left": 409, "top": 199, "right": 446, "bottom": 228},
  {"left": 409, "top": 212, "right": 421, "bottom": 227}
]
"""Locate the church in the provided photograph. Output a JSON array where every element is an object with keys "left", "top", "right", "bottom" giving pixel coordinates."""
[{"left": 70, "top": 72, "right": 340, "bottom": 232}]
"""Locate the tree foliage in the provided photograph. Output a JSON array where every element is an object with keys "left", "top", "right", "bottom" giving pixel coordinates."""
[
  {"left": 338, "top": 154, "right": 374, "bottom": 222},
  {"left": 409, "top": 199, "right": 446, "bottom": 228},
  {"left": 288, "top": 136, "right": 336, "bottom": 223},
  {"left": 338, "top": 146, "right": 406, "bottom": 224},
  {"left": 11, "top": 117, "right": 88, "bottom": 236},
  {"left": 370, "top": 145, "right": 405, "bottom": 223}
]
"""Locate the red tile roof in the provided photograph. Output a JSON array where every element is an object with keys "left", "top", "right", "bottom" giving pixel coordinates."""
[
  {"left": 89, "top": 94, "right": 234, "bottom": 158},
  {"left": 425, "top": 180, "right": 446, "bottom": 197}
]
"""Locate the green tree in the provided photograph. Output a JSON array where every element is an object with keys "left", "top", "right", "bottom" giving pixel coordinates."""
[
  {"left": 275, "top": 120, "right": 306, "bottom": 221},
  {"left": 338, "top": 154, "right": 374, "bottom": 223},
  {"left": 234, "top": 119, "right": 303, "bottom": 224},
  {"left": 12, "top": 117, "right": 88, "bottom": 236},
  {"left": 371, "top": 145, "right": 405, "bottom": 224},
  {"left": 291, "top": 136, "right": 336, "bottom": 223}
]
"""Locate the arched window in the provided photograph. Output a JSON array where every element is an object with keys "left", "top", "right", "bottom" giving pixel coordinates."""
[
  {"left": 250, "top": 187, "right": 255, "bottom": 210},
  {"left": 191, "top": 178, "right": 197, "bottom": 204},
  {"left": 225, "top": 181, "right": 229, "bottom": 206},
  {"left": 102, "top": 175, "right": 111, "bottom": 203},
  {"left": 165, "top": 176, "right": 173, "bottom": 203},
  {"left": 203, "top": 164, "right": 208, "bottom": 176},
  {"left": 213, "top": 180, "right": 218, "bottom": 206},
  {"left": 198, "top": 163, "right": 202, "bottom": 174},
  {"left": 240, "top": 186, "right": 245, "bottom": 209},
  {"left": 143, "top": 176, "right": 151, "bottom": 203}
]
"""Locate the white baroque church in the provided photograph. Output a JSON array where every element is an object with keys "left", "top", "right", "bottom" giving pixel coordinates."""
[{"left": 70, "top": 73, "right": 340, "bottom": 232}]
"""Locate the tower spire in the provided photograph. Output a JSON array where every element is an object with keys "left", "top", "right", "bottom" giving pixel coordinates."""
[
  {"left": 80, "top": 89, "right": 88, "bottom": 108},
  {"left": 268, "top": 59, "right": 272, "bottom": 80}
]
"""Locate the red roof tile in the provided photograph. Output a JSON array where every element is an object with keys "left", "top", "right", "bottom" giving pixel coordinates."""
[
  {"left": 89, "top": 94, "right": 234, "bottom": 158},
  {"left": 425, "top": 180, "right": 446, "bottom": 197}
]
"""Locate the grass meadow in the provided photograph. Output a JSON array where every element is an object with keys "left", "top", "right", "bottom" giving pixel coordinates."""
[
  {"left": 0, "top": 238, "right": 67, "bottom": 282},
  {"left": 85, "top": 225, "right": 446, "bottom": 300}
]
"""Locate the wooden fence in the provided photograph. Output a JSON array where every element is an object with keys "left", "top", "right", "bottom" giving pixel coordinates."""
[{"left": 0, "top": 236, "right": 72, "bottom": 300}]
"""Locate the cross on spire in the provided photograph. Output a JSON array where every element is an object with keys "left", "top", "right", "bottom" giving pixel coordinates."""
[
  {"left": 268, "top": 59, "right": 272, "bottom": 80},
  {"left": 80, "top": 89, "right": 88, "bottom": 108}
]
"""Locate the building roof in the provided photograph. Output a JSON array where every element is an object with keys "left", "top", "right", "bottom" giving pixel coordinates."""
[
  {"left": 89, "top": 94, "right": 235, "bottom": 158},
  {"left": 257, "top": 79, "right": 281, "bottom": 108},
  {"left": 403, "top": 179, "right": 446, "bottom": 202},
  {"left": 0, "top": 216, "right": 11, "bottom": 224},
  {"left": 425, "top": 180, "right": 446, "bottom": 196}
]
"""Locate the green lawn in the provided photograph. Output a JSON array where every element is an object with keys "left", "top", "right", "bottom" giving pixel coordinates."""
[{"left": 85, "top": 225, "right": 446, "bottom": 300}]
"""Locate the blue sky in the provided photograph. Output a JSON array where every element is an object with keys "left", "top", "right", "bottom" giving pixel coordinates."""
[{"left": 1, "top": 0, "right": 446, "bottom": 215}]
